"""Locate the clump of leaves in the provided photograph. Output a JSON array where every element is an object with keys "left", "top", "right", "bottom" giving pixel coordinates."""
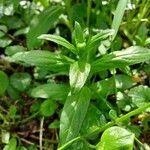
[
  {"left": 0, "top": 0, "right": 150, "bottom": 150},
  {"left": 7, "top": 19, "right": 150, "bottom": 150}
]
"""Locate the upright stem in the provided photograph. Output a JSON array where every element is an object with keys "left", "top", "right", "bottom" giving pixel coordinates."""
[
  {"left": 87, "top": 0, "right": 92, "bottom": 27},
  {"left": 58, "top": 136, "right": 81, "bottom": 150}
]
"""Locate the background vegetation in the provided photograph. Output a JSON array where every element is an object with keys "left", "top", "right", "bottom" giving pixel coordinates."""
[{"left": 0, "top": 0, "right": 150, "bottom": 150}]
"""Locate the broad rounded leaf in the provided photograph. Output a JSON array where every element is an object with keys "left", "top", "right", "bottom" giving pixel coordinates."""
[
  {"left": 0, "top": 71, "right": 9, "bottom": 96},
  {"left": 7, "top": 84, "right": 20, "bottom": 100},
  {"left": 10, "top": 73, "right": 31, "bottom": 92},
  {"left": 0, "top": 38, "right": 12, "bottom": 48},
  {"left": 40, "top": 99, "right": 56, "bottom": 117},
  {"left": 97, "top": 126, "right": 134, "bottom": 150},
  {"left": 129, "top": 85, "right": 150, "bottom": 107},
  {"left": 48, "top": 120, "right": 59, "bottom": 129},
  {"left": 5, "top": 45, "right": 26, "bottom": 56}
]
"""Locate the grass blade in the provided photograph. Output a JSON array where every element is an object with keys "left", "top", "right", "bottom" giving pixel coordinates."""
[{"left": 111, "top": 0, "right": 128, "bottom": 40}]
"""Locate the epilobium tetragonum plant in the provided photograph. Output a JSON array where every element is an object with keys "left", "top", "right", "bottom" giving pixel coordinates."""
[{"left": 5, "top": 0, "right": 150, "bottom": 150}]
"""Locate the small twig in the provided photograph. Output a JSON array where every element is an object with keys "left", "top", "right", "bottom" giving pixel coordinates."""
[
  {"left": 40, "top": 117, "right": 44, "bottom": 150},
  {"left": 30, "top": 135, "right": 58, "bottom": 144},
  {"left": 20, "top": 137, "right": 34, "bottom": 145},
  {"left": 20, "top": 137, "right": 47, "bottom": 150}
]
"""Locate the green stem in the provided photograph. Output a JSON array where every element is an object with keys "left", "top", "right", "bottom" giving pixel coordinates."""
[
  {"left": 58, "top": 103, "right": 150, "bottom": 149},
  {"left": 135, "top": 137, "right": 144, "bottom": 147},
  {"left": 85, "top": 122, "right": 115, "bottom": 138},
  {"left": 87, "top": 0, "right": 92, "bottom": 27},
  {"left": 115, "top": 103, "right": 150, "bottom": 123},
  {"left": 82, "top": 138, "right": 96, "bottom": 149},
  {"left": 58, "top": 136, "right": 96, "bottom": 150},
  {"left": 57, "top": 136, "right": 81, "bottom": 150},
  {"left": 85, "top": 102, "right": 150, "bottom": 138}
]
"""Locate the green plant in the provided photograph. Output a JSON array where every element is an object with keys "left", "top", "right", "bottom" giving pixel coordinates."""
[
  {"left": 7, "top": 10, "right": 150, "bottom": 150},
  {"left": 0, "top": 0, "right": 150, "bottom": 149}
]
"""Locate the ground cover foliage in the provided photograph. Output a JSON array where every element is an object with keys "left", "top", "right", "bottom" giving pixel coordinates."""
[{"left": 0, "top": 0, "right": 150, "bottom": 149}]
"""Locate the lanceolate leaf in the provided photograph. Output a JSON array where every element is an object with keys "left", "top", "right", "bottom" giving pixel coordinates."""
[
  {"left": 38, "top": 34, "right": 77, "bottom": 54},
  {"left": 74, "top": 21, "right": 85, "bottom": 44},
  {"left": 69, "top": 61, "right": 91, "bottom": 92},
  {"left": 27, "top": 6, "right": 62, "bottom": 49},
  {"left": 111, "top": 0, "right": 128, "bottom": 40},
  {"left": 8, "top": 50, "right": 73, "bottom": 72},
  {"left": 59, "top": 86, "right": 91, "bottom": 146},
  {"left": 87, "top": 29, "right": 114, "bottom": 50},
  {"left": 92, "top": 46, "right": 150, "bottom": 73},
  {"left": 128, "top": 85, "right": 150, "bottom": 107}
]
